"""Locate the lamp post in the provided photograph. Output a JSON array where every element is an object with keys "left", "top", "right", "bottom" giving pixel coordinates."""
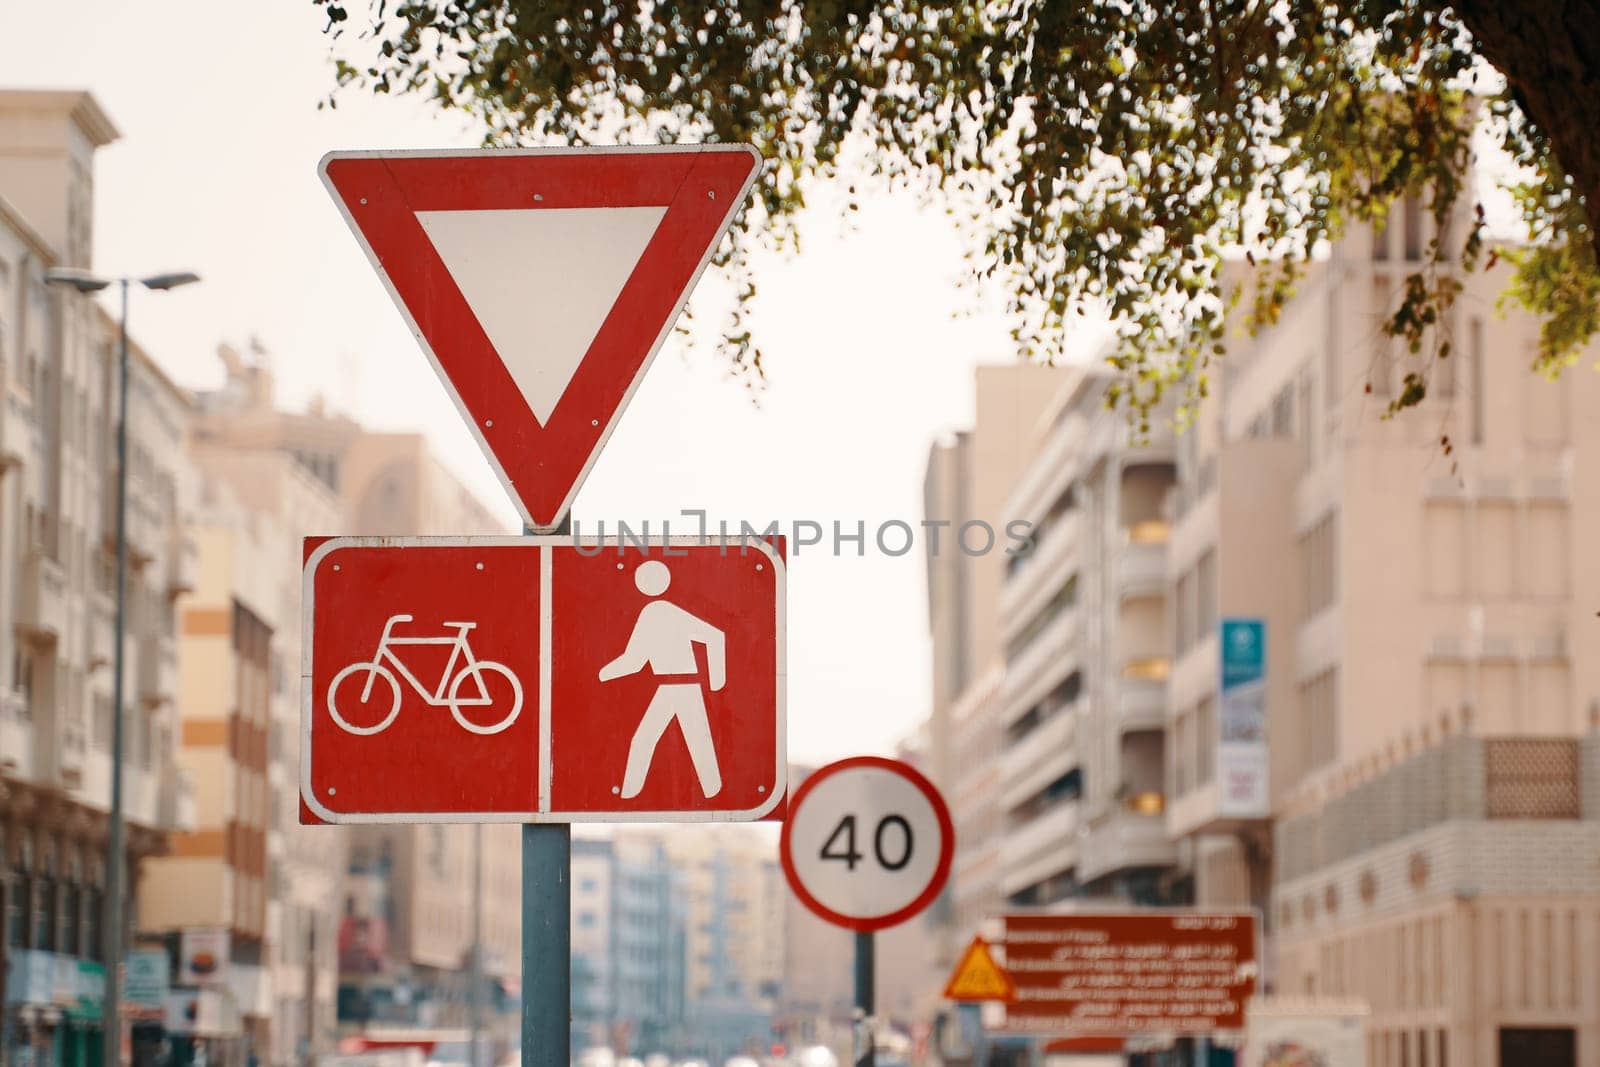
[{"left": 44, "top": 267, "right": 199, "bottom": 1067}]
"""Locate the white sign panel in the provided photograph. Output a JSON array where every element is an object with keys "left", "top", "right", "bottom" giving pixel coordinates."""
[
  {"left": 779, "top": 757, "right": 954, "bottom": 932},
  {"left": 178, "top": 928, "right": 229, "bottom": 987},
  {"left": 1217, "top": 618, "right": 1268, "bottom": 817}
]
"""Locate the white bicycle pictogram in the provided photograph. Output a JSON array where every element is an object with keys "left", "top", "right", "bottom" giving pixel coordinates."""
[{"left": 327, "top": 614, "right": 523, "bottom": 737}]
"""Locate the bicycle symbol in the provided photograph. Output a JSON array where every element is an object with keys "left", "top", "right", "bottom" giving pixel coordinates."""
[{"left": 326, "top": 614, "right": 523, "bottom": 736}]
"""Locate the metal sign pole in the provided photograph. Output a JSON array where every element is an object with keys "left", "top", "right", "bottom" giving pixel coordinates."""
[
  {"left": 523, "top": 519, "right": 571, "bottom": 1067},
  {"left": 854, "top": 931, "right": 875, "bottom": 1067},
  {"left": 523, "top": 823, "right": 570, "bottom": 1065}
]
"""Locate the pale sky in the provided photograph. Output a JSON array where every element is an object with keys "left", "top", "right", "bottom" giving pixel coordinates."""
[{"left": 0, "top": 0, "right": 1102, "bottom": 766}]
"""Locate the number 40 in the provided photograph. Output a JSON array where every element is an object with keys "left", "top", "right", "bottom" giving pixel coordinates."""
[{"left": 821, "top": 814, "right": 914, "bottom": 871}]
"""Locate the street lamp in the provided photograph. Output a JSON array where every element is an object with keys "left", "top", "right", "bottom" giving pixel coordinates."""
[{"left": 44, "top": 266, "right": 199, "bottom": 1067}]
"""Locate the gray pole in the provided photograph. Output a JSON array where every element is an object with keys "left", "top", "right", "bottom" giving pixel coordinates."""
[
  {"left": 103, "top": 277, "right": 130, "bottom": 1067},
  {"left": 522, "top": 520, "right": 570, "bottom": 1067},
  {"left": 854, "top": 932, "right": 874, "bottom": 1067},
  {"left": 471, "top": 823, "right": 484, "bottom": 1067}
]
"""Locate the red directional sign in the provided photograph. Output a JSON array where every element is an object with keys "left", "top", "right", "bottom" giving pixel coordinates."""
[
  {"left": 319, "top": 146, "right": 762, "bottom": 530},
  {"left": 300, "top": 536, "right": 785, "bottom": 823},
  {"left": 998, "top": 911, "right": 1259, "bottom": 1035}
]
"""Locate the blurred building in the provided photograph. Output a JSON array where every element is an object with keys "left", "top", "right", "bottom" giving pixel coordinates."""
[
  {"left": 571, "top": 837, "right": 616, "bottom": 1050},
  {"left": 775, "top": 765, "right": 853, "bottom": 1060},
  {"left": 570, "top": 833, "right": 687, "bottom": 1057},
  {"left": 994, "top": 370, "right": 1179, "bottom": 907},
  {"left": 133, "top": 352, "right": 352, "bottom": 1063},
  {"left": 139, "top": 485, "right": 293, "bottom": 1060},
  {"left": 921, "top": 367, "right": 1066, "bottom": 963},
  {"left": 660, "top": 826, "right": 784, "bottom": 1063},
  {"left": 1177, "top": 206, "right": 1600, "bottom": 1065},
  {"left": 0, "top": 89, "right": 194, "bottom": 1066},
  {"left": 922, "top": 201, "right": 1600, "bottom": 1067},
  {"left": 570, "top": 826, "right": 779, "bottom": 1062},
  {"left": 185, "top": 343, "right": 521, "bottom": 1044}
]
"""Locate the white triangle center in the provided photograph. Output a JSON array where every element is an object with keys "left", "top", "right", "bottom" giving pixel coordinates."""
[{"left": 415, "top": 206, "right": 667, "bottom": 425}]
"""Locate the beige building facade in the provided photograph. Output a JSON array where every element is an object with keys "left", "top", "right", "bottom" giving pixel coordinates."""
[
  {"left": 923, "top": 366, "right": 1065, "bottom": 948},
  {"left": 187, "top": 345, "right": 522, "bottom": 1039},
  {"left": 1175, "top": 211, "right": 1600, "bottom": 1065},
  {"left": 137, "top": 365, "right": 352, "bottom": 1064},
  {"left": 0, "top": 90, "right": 195, "bottom": 1067},
  {"left": 923, "top": 199, "right": 1600, "bottom": 1066},
  {"left": 993, "top": 371, "right": 1179, "bottom": 908}
]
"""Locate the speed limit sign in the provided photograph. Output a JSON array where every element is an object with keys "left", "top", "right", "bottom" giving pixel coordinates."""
[{"left": 780, "top": 756, "right": 955, "bottom": 932}]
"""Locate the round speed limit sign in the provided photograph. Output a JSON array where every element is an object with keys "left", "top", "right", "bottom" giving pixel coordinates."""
[{"left": 780, "top": 756, "right": 954, "bottom": 932}]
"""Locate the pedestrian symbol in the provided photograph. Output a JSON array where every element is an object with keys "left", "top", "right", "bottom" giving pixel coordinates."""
[{"left": 600, "top": 561, "right": 728, "bottom": 798}]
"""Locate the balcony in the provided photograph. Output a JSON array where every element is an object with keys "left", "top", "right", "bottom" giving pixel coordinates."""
[
  {"left": 1077, "top": 805, "right": 1177, "bottom": 884},
  {"left": 1001, "top": 512, "right": 1080, "bottom": 631},
  {"left": 136, "top": 635, "right": 175, "bottom": 709},
  {"left": 0, "top": 387, "right": 33, "bottom": 471},
  {"left": 1122, "top": 655, "right": 1171, "bottom": 685},
  {"left": 1001, "top": 608, "right": 1080, "bottom": 726},
  {"left": 17, "top": 551, "right": 68, "bottom": 643},
  {"left": 159, "top": 766, "right": 197, "bottom": 832},
  {"left": 167, "top": 533, "right": 198, "bottom": 596},
  {"left": 1000, "top": 707, "right": 1078, "bottom": 812},
  {"left": 0, "top": 696, "right": 34, "bottom": 780},
  {"left": 105, "top": 483, "right": 160, "bottom": 567},
  {"left": 1114, "top": 536, "right": 1167, "bottom": 599},
  {"left": 999, "top": 799, "right": 1079, "bottom": 898},
  {"left": 1115, "top": 678, "right": 1166, "bottom": 734},
  {"left": 47, "top": 717, "right": 88, "bottom": 790}
]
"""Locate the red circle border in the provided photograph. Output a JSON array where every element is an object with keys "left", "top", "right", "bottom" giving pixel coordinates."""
[{"left": 779, "top": 755, "right": 956, "bottom": 933}]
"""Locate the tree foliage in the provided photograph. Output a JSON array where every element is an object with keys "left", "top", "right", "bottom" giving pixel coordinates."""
[{"left": 313, "top": 0, "right": 1600, "bottom": 425}]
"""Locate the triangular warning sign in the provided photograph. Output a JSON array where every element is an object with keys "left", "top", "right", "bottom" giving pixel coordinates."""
[
  {"left": 943, "top": 936, "right": 1015, "bottom": 1002},
  {"left": 320, "top": 145, "right": 762, "bottom": 529}
]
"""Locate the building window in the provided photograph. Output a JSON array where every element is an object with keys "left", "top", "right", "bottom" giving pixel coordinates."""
[
  {"left": 1373, "top": 212, "right": 1390, "bottom": 261},
  {"left": 1271, "top": 385, "right": 1294, "bottom": 437},
  {"left": 5, "top": 859, "right": 25, "bottom": 948},
  {"left": 1300, "top": 513, "right": 1337, "bottom": 619},
  {"left": 1369, "top": 279, "right": 1395, "bottom": 399},
  {"left": 1299, "top": 370, "right": 1315, "bottom": 468},
  {"left": 1004, "top": 574, "right": 1078, "bottom": 660},
  {"left": 1195, "top": 550, "right": 1217, "bottom": 640},
  {"left": 61, "top": 878, "right": 80, "bottom": 957},
  {"left": 1195, "top": 696, "right": 1216, "bottom": 786},
  {"left": 1174, "top": 712, "right": 1191, "bottom": 797},
  {"left": 1467, "top": 315, "right": 1486, "bottom": 444},
  {"left": 1299, "top": 668, "right": 1339, "bottom": 774},
  {"left": 33, "top": 867, "right": 54, "bottom": 951},
  {"left": 1175, "top": 570, "right": 1196, "bottom": 656},
  {"left": 1403, "top": 194, "right": 1425, "bottom": 261}
]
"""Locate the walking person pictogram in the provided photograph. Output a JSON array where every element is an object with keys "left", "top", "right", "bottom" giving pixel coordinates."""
[{"left": 599, "top": 560, "right": 726, "bottom": 798}]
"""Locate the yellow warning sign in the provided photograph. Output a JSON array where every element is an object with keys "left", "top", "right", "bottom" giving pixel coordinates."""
[{"left": 943, "top": 936, "right": 1015, "bottom": 1001}]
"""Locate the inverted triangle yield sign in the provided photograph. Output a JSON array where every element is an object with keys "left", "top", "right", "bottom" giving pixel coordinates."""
[{"left": 320, "top": 145, "right": 762, "bottom": 529}]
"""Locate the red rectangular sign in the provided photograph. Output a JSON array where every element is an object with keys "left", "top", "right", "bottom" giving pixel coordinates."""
[
  {"left": 301, "top": 536, "right": 785, "bottom": 823},
  {"left": 1000, "top": 912, "right": 1258, "bottom": 1035}
]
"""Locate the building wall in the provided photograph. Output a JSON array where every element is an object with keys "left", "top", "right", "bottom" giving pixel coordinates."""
[
  {"left": 1160, "top": 205, "right": 1600, "bottom": 1063},
  {"left": 0, "top": 89, "right": 194, "bottom": 1067},
  {"left": 923, "top": 364, "right": 1067, "bottom": 981}
]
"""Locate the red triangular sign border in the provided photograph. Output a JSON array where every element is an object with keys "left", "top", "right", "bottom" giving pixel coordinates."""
[{"left": 320, "top": 145, "right": 762, "bottom": 529}]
